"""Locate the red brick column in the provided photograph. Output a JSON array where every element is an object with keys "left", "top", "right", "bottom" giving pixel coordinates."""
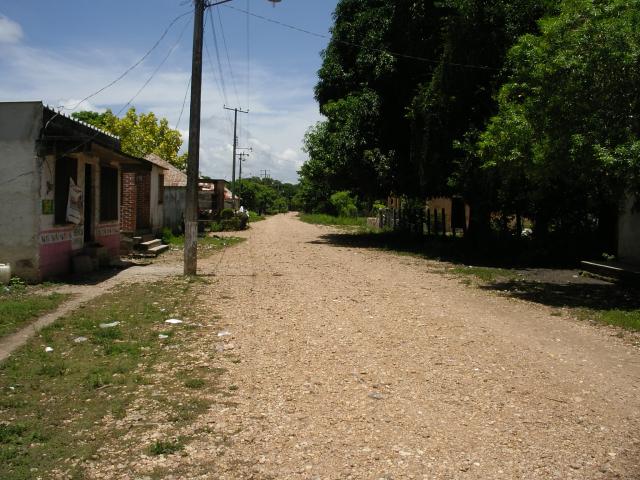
[
  {"left": 121, "top": 172, "right": 137, "bottom": 233},
  {"left": 136, "top": 172, "right": 151, "bottom": 230}
]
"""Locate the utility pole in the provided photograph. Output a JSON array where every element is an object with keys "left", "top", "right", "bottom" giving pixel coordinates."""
[
  {"left": 184, "top": 0, "right": 282, "bottom": 276},
  {"left": 184, "top": 0, "right": 205, "bottom": 276},
  {"left": 223, "top": 106, "right": 248, "bottom": 206},
  {"left": 238, "top": 151, "right": 250, "bottom": 198}
]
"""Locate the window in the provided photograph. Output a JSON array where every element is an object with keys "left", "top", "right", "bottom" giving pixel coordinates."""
[
  {"left": 54, "top": 157, "right": 78, "bottom": 224},
  {"left": 100, "top": 167, "right": 118, "bottom": 221},
  {"left": 158, "top": 174, "right": 164, "bottom": 204}
]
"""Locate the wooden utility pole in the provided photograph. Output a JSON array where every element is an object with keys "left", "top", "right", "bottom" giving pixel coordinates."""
[
  {"left": 223, "top": 106, "right": 248, "bottom": 205},
  {"left": 184, "top": 0, "right": 206, "bottom": 276}
]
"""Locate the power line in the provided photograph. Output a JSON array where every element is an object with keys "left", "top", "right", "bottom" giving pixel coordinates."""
[
  {"left": 224, "top": 4, "right": 498, "bottom": 71},
  {"left": 62, "top": 9, "right": 194, "bottom": 112},
  {"left": 56, "top": 15, "right": 191, "bottom": 158},
  {"left": 204, "top": 10, "right": 235, "bottom": 138},
  {"left": 175, "top": 74, "right": 192, "bottom": 131},
  {"left": 216, "top": 7, "right": 241, "bottom": 106},
  {"left": 206, "top": 8, "right": 230, "bottom": 105}
]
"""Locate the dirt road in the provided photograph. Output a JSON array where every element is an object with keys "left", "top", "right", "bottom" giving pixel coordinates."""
[{"left": 96, "top": 213, "right": 640, "bottom": 479}]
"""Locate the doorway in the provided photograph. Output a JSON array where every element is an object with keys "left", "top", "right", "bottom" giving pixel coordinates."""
[{"left": 84, "top": 164, "right": 93, "bottom": 242}]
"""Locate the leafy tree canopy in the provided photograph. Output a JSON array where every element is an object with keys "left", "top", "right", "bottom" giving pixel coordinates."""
[
  {"left": 72, "top": 108, "right": 187, "bottom": 171},
  {"left": 478, "top": 0, "right": 640, "bottom": 236}
]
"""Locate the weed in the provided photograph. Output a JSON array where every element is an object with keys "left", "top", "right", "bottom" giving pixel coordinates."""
[
  {"left": 148, "top": 439, "right": 184, "bottom": 456},
  {"left": 450, "top": 266, "right": 517, "bottom": 283},
  {"left": 184, "top": 378, "right": 206, "bottom": 389}
]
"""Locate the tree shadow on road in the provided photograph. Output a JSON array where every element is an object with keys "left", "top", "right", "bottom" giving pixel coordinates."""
[
  {"left": 311, "top": 231, "right": 640, "bottom": 314},
  {"left": 481, "top": 280, "right": 640, "bottom": 311}
]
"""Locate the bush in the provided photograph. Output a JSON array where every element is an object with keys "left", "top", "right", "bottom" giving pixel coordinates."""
[
  {"left": 330, "top": 191, "right": 358, "bottom": 217},
  {"left": 211, "top": 213, "right": 248, "bottom": 232},
  {"left": 220, "top": 208, "right": 234, "bottom": 220}
]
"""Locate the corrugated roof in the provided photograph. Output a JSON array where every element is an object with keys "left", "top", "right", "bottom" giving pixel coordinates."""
[{"left": 144, "top": 153, "right": 187, "bottom": 187}]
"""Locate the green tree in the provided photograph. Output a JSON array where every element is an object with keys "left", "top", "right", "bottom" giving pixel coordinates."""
[
  {"left": 72, "top": 108, "right": 186, "bottom": 170},
  {"left": 478, "top": 0, "right": 640, "bottom": 243}
]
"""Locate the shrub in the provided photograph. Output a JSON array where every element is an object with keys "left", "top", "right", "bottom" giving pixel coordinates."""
[
  {"left": 330, "top": 191, "right": 358, "bottom": 217},
  {"left": 220, "top": 208, "right": 234, "bottom": 220}
]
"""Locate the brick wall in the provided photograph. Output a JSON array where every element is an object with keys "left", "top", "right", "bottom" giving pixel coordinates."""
[
  {"left": 121, "top": 172, "right": 136, "bottom": 233},
  {"left": 136, "top": 172, "right": 151, "bottom": 230}
]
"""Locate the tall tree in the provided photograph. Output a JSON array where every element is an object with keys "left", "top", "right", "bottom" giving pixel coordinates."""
[{"left": 478, "top": 0, "right": 640, "bottom": 244}]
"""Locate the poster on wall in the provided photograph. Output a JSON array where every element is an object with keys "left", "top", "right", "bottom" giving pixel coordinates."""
[{"left": 66, "top": 178, "right": 83, "bottom": 224}]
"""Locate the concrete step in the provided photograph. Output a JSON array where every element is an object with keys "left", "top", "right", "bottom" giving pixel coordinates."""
[
  {"left": 138, "top": 239, "right": 162, "bottom": 250},
  {"left": 147, "top": 244, "right": 170, "bottom": 256},
  {"left": 580, "top": 260, "right": 640, "bottom": 284}
]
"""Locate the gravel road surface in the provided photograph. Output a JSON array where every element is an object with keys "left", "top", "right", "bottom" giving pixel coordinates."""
[{"left": 92, "top": 213, "right": 640, "bottom": 479}]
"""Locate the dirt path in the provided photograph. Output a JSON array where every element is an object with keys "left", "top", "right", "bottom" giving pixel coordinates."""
[{"left": 94, "top": 213, "right": 640, "bottom": 479}]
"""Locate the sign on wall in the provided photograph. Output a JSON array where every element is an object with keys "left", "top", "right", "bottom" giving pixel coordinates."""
[
  {"left": 42, "top": 199, "right": 54, "bottom": 215},
  {"left": 66, "top": 179, "right": 83, "bottom": 224}
]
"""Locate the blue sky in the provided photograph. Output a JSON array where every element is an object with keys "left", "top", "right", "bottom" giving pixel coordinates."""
[{"left": 0, "top": 0, "right": 338, "bottom": 182}]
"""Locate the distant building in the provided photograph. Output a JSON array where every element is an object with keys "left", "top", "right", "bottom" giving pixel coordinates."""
[{"left": 143, "top": 153, "right": 187, "bottom": 233}]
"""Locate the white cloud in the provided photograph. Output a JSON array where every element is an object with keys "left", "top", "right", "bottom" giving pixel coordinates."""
[{"left": 0, "top": 15, "right": 23, "bottom": 44}]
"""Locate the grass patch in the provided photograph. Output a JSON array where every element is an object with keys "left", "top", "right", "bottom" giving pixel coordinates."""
[
  {"left": 0, "top": 292, "right": 69, "bottom": 339},
  {"left": 0, "top": 278, "right": 203, "bottom": 479},
  {"left": 183, "top": 378, "right": 206, "bottom": 389},
  {"left": 161, "top": 230, "right": 245, "bottom": 258},
  {"left": 299, "top": 213, "right": 368, "bottom": 228},
  {"left": 579, "top": 308, "right": 640, "bottom": 332},
  {"left": 148, "top": 439, "right": 184, "bottom": 456},
  {"left": 450, "top": 266, "right": 518, "bottom": 283},
  {"left": 248, "top": 211, "right": 266, "bottom": 222}
]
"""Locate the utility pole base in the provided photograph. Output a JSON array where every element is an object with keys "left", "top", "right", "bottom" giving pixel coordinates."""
[{"left": 184, "top": 221, "right": 198, "bottom": 276}]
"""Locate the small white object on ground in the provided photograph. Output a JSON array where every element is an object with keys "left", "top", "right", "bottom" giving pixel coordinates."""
[
  {"left": 217, "top": 330, "right": 231, "bottom": 337},
  {"left": 158, "top": 334, "right": 169, "bottom": 339},
  {"left": 368, "top": 391, "right": 384, "bottom": 400},
  {"left": 45, "top": 347, "right": 53, "bottom": 353},
  {"left": 99, "top": 321, "right": 120, "bottom": 329},
  {"left": 73, "top": 336, "right": 88, "bottom": 343},
  {"left": 165, "top": 319, "right": 183, "bottom": 325}
]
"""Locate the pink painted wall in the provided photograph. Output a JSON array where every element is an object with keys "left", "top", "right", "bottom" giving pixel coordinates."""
[
  {"left": 39, "top": 229, "right": 73, "bottom": 279},
  {"left": 95, "top": 233, "right": 120, "bottom": 258}
]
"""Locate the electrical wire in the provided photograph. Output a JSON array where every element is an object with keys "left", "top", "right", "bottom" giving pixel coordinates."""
[
  {"left": 224, "top": 4, "right": 498, "bottom": 71},
  {"left": 63, "top": 9, "right": 193, "bottom": 112},
  {"left": 246, "top": 0, "right": 251, "bottom": 150},
  {"left": 207, "top": 8, "right": 230, "bottom": 107},
  {"left": 175, "top": 75, "right": 192, "bottom": 131},
  {"left": 55, "top": 15, "right": 192, "bottom": 158},
  {"left": 216, "top": 7, "right": 241, "bottom": 106}
]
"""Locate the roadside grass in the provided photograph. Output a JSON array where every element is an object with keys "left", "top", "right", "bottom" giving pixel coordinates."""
[
  {"left": 577, "top": 308, "right": 640, "bottom": 332},
  {"left": 449, "top": 266, "right": 519, "bottom": 283},
  {"left": 248, "top": 211, "right": 266, "bottom": 222},
  {"left": 299, "top": 213, "right": 368, "bottom": 228},
  {"left": 0, "top": 291, "right": 70, "bottom": 340},
  {"left": 162, "top": 230, "right": 245, "bottom": 258},
  {"left": 0, "top": 277, "right": 223, "bottom": 479}
]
